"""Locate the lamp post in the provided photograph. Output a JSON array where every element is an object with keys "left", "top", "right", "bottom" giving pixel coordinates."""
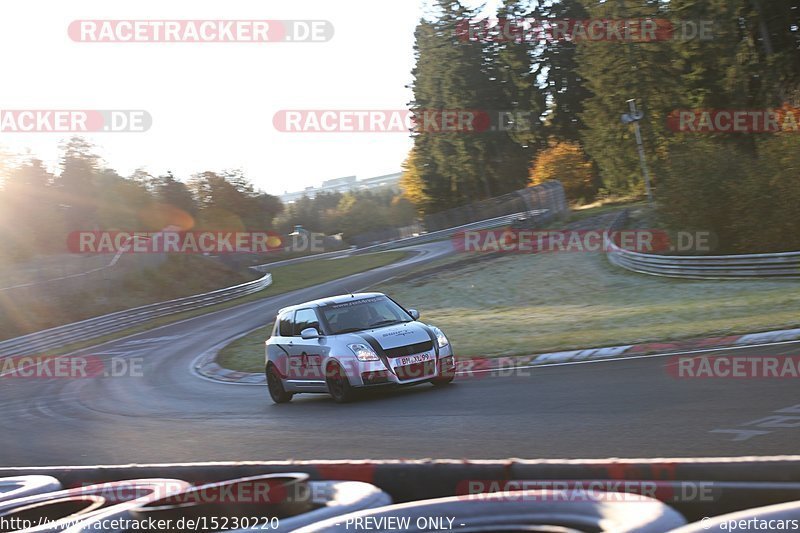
[{"left": 621, "top": 99, "right": 654, "bottom": 206}]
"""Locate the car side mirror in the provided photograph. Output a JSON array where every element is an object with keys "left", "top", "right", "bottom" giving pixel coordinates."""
[
  {"left": 408, "top": 309, "right": 420, "bottom": 320},
  {"left": 300, "top": 327, "right": 321, "bottom": 339}
]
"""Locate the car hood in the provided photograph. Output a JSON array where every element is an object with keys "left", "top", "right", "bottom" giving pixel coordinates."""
[{"left": 343, "top": 321, "right": 435, "bottom": 350}]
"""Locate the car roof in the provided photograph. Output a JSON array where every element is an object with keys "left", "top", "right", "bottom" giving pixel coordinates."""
[{"left": 277, "top": 292, "right": 386, "bottom": 315}]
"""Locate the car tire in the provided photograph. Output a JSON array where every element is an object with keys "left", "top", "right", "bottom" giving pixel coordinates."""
[
  {"left": 432, "top": 375, "right": 454, "bottom": 387},
  {"left": 326, "top": 361, "right": 355, "bottom": 403},
  {"left": 266, "top": 364, "right": 293, "bottom": 404}
]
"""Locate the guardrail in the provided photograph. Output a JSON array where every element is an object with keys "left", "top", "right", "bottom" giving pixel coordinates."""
[
  {"left": 349, "top": 210, "right": 550, "bottom": 254},
  {"left": 252, "top": 181, "right": 569, "bottom": 266},
  {"left": 0, "top": 274, "right": 272, "bottom": 357},
  {"left": 606, "top": 211, "right": 800, "bottom": 279},
  {"left": 251, "top": 250, "right": 353, "bottom": 272},
  {"left": 251, "top": 212, "right": 542, "bottom": 271}
]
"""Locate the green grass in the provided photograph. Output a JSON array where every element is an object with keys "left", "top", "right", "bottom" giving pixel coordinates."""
[
  {"left": 372, "top": 252, "right": 800, "bottom": 358},
  {"left": 216, "top": 327, "right": 272, "bottom": 373},
  {"left": 46, "top": 251, "right": 407, "bottom": 356},
  {"left": 260, "top": 251, "right": 406, "bottom": 295}
]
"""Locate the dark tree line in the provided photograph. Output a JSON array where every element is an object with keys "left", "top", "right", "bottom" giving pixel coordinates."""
[{"left": 404, "top": 0, "right": 800, "bottom": 252}]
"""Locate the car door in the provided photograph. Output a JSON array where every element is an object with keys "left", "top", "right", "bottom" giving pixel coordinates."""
[
  {"left": 269, "top": 311, "right": 296, "bottom": 383},
  {"left": 288, "top": 308, "right": 327, "bottom": 390}
]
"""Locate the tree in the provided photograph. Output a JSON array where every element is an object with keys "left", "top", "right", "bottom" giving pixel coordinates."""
[
  {"left": 150, "top": 171, "right": 197, "bottom": 216},
  {"left": 94, "top": 167, "right": 153, "bottom": 230},
  {"left": 409, "top": 1, "right": 500, "bottom": 209},
  {"left": 483, "top": 0, "right": 547, "bottom": 190},
  {"left": 576, "top": 0, "right": 684, "bottom": 195},
  {"left": 535, "top": 0, "right": 593, "bottom": 142},
  {"left": 330, "top": 192, "right": 390, "bottom": 239},
  {"left": 189, "top": 170, "right": 282, "bottom": 230},
  {"left": 0, "top": 159, "right": 59, "bottom": 259},
  {"left": 400, "top": 148, "right": 431, "bottom": 210},
  {"left": 530, "top": 140, "right": 598, "bottom": 203},
  {"left": 56, "top": 137, "right": 101, "bottom": 230},
  {"left": 388, "top": 195, "right": 418, "bottom": 227}
]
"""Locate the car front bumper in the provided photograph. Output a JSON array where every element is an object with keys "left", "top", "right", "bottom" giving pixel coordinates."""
[{"left": 351, "top": 345, "right": 455, "bottom": 388}]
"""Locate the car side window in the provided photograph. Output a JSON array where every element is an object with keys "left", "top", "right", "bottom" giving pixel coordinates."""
[
  {"left": 278, "top": 312, "right": 294, "bottom": 337},
  {"left": 293, "top": 308, "right": 320, "bottom": 336}
]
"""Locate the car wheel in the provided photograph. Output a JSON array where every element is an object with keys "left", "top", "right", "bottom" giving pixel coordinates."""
[
  {"left": 266, "top": 364, "right": 293, "bottom": 404},
  {"left": 326, "top": 361, "right": 355, "bottom": 403},
  {"left": 432, "top": 374, "right": 454, "bottom": 386}
]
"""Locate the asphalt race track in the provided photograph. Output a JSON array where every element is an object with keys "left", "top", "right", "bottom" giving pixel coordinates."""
[{"left": 0, "top": 241, "right": 798, "bottom": 466}]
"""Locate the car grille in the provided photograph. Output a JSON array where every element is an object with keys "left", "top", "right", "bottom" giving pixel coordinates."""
[
  {"left": 384, "top": 341, "right": 433, "bottom": 359},
  {"left": 395, "top": 360, "right": 436, "bottom": 381}
]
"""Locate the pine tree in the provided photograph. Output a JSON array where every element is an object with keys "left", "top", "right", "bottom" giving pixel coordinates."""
[
  {"left": 536, "top": 0, "right": 593, "bottom": 142},
  {"left": 409, "top": 1, "right": 501, "bottom": 210},
  {"left": 576, "top": 0, "right": 683, "bottom": 194},
  {"left": 484, "top": 0, "right": 547, "bottom": 192}
]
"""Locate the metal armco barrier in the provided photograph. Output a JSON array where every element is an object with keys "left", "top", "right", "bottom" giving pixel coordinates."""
[
  {"left": 252, "top": 181, "right": 569, "bottom": 266},
  {"left": 352, "top": 181, "right": 569, "bottom": 254},
  {"left": 350, "top": 210, "right": 548, "bottom": 255},
  {"left": 421, "top": 181, "right": 567, "bottom": 233},
  {"left": 0, "top": 274, "right": 272, "bottom": 357},
  {"left": 348, "top": 180, "right": 568, "bottom": 249},
  {"left": 606, "top": 211, "right": 800, "bottom": 279}
]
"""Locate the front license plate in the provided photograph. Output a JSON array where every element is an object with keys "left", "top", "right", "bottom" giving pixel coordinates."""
[{"left": 398, "top": 352, "right": 433, "bottom": 366}]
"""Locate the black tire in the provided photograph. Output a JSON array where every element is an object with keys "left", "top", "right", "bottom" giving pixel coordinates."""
[
  {"left": 432, "top": 375, "right": 454, "bottom": 386},
  {"left": 326, "top": 361, "right": 355, "bottom": 403},
  {"left": 266, "top": 364, "right": 293, "bottom": 404}
]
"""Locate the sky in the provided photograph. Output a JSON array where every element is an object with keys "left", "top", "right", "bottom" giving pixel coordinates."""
[{"left": 0, "top": 0, "right": 498, "bottom": 196}]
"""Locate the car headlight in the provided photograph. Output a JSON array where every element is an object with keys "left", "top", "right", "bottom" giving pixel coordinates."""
[
  {"left": 434, "top": 328, "right": 449, "bottom": 348},
  {"left": 348, "top": 343, "right": 380, "bottom": 362}
]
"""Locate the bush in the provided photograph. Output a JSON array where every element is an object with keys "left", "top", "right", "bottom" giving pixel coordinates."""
[
  {"left": 658, "top": 135, "right": 800, "bottom": 254},
  {"left": 530, "top": 140, "right": 598, "bottom": 203},
  {"left": 728, "top": 134, "right": 800, "bottom": 252}
]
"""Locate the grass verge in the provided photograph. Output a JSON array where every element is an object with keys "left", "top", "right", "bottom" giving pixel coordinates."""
[
  {"left": 216, "top": 328, "right": 272, "bottom": 373},
  {"left": 374, "top": 251, "right": 800, "bottom": 357}
]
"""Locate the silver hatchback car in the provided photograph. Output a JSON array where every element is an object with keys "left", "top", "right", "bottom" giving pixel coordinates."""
[{"left": 265, "top": 292, "right": 455, "bottom": 403}]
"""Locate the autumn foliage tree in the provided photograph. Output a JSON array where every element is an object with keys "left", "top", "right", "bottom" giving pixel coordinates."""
[
  {"left": 399, "top": 148, "right": 431, "bottom": 211},
  {"left": 529, "top": 140, "right": 598, "bottom": 203}
]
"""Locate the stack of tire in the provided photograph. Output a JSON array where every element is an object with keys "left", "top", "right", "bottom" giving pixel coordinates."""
[
  {"left": 0, "top": 474, "right": 391, "bottom": 532},
  {"left": 6, "top": 474, "right": 797, "bottom": 532},
  {"left": 292, "top": 490, "right": 689, "bottom": 532}
]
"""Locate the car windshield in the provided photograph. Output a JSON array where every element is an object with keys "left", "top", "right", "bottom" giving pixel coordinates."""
[{"left": 320, "top": 296, "right": 413, "bottom": 334}]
